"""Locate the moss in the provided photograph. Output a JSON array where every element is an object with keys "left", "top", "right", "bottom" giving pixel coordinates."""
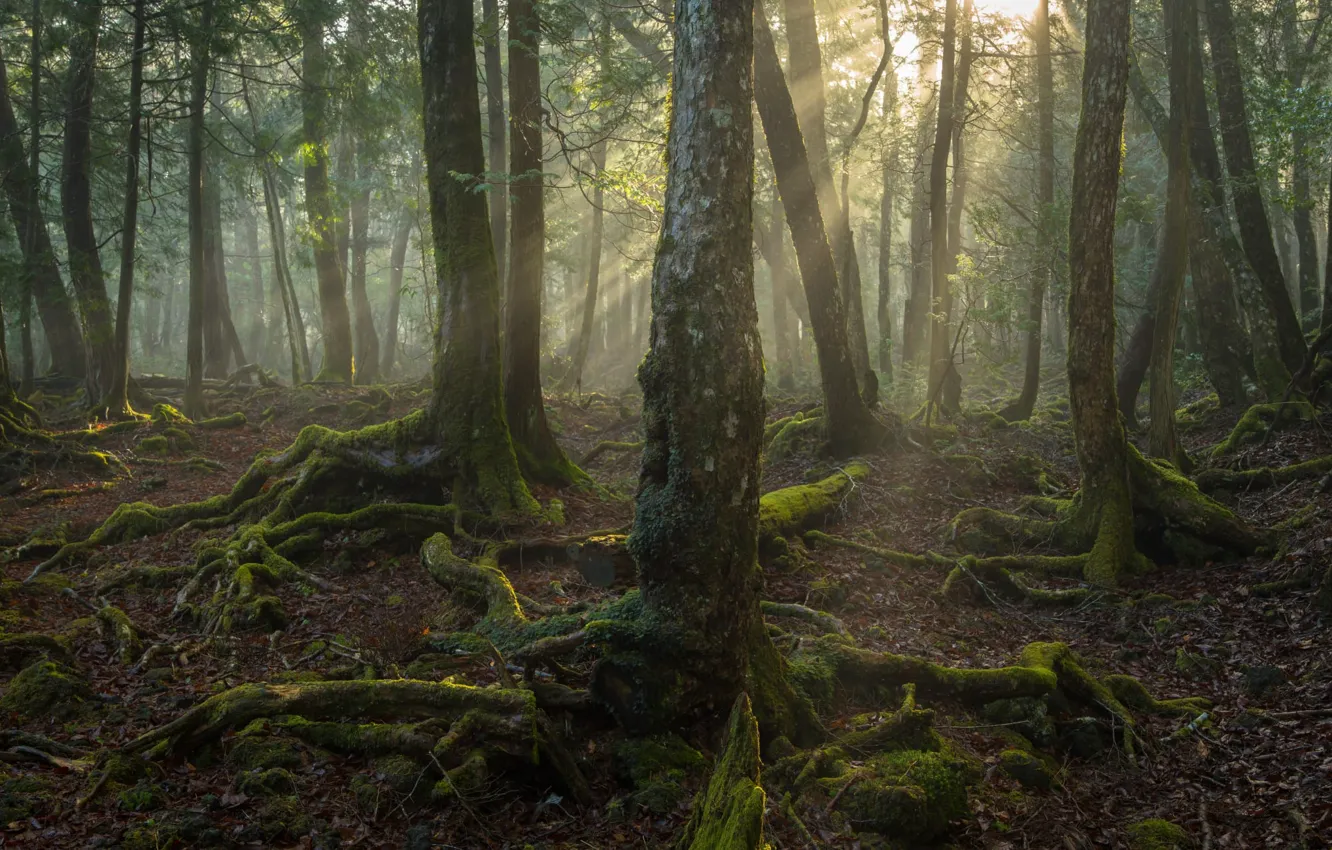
[
  {"left": 117, "top": 780, "right": 164, "bottom": 812},
  {"left": 678, "top": 694, "right": 766, "bottom": 850},
  {"left": 614, "top": 733, "right": 707, "bottom": 815},
  {"left": 807, "top": 577, "right": 848, "bottom": 610},
  {"left": 96, "top": 605, "right": 144, "bottom": 664},
  {"left": 0, "top": 775, "right": 52, "bottom": 823},
  {"left": 196, "top": 411, "right": 248, "bottom": 430},
  {"left": 137, "top": 435, "right": 169, "bottom": 455},
  {"left": 834, "top": 748, "right": 975, "bottom": 841},
  {"left": 254, "top": 795, "right": 314, "bottom": 841},
  {"left": 1126, "top": 818, "right": 1192, "bottom": 850},
  {"left": 162, "top": 426, "right": 196, "bottom": 451},
  {"left": 227, "top": 728, "right": 305, "bottom": 771},
  {"left": 1209, "top": 400, "right": 1314, "bottom": 458},
  {"left": 151, "top": 403, "right": 189, "bottom": 425},
  {"left": 997, "top": 748, "right": 1057, "bottom": 790},
  {"left": 235, "top": 768, "right": 297, "bottom": 797},
  {"left": 758, "top": 462, "right": 869, "bottom": 548},
  {"left": 1174, "top": 648, "right": 1221, "bottom": 681},
  {"left": 372, "top": 754, "right": 427, "bottom": 793},
  {"left": 766, "top": 414, "right": 826, "bottom": 460},
  {"left": 0, "top": 660, "right": 91, "bottom": 720}
]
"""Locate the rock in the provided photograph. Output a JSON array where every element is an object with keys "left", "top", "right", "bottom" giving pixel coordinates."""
[
  {"left": 1241, "top": 665, "right": 1285, "bottom": 697},
  {"left": 997, "top": 749, "right": 1057, "bottom": 790},
  {"left": 0, "top": 660, "right": 91, "bottom": 720},
  {"left": 1057, "top": 717, "right": 1106, "bottom": 759}
]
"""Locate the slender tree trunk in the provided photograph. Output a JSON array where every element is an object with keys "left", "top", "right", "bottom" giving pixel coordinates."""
[
  {"left": 245, "top": 204, "right": 265, "bottom": 361},
  {"left": 61, "top": 1, "right": 116, "bottom": 401},
  {"left": 185, "top": 2, "right": 213, "bottom": 418},
  {"left": 302, "top": 11, "right": 354, "bottom": 383},
  {"left": 770, "top": 191, "right": 796, "bottom": 391},
  {"left": 754, "top": 0, "right": 883, "bottom": 455},
  {"left": 1204, "top": 0, "right": 1306, "bottom": 374},
  {"left": 1323, "top": 167, "right": 1332, "bottom": 332},
  {"left": 878, "top": 6, "right": 896, "bottom": 383},
  {"left": 504, "top": 0, "right": 576, "bottom": 484},
  {"left": 599, "top": 0, "right": 812, "bottom": 745},
  {"left": 561, "top": 139, "right": 607, "bottom": 392},
  {"left": 1003, "top": 0, "right": 1054, "bottom": 422},
  {"left": 20, "top": 0, "right": 41, "bottom": 390},
  {"left": 381, "top": 203, "right": 414, "bottom": 377},
  {"left": 1067, "top": 0, "right": 1134, "bottom": 587},
  {"left": 159, "top": 279, "right": 175, "bottom": 359},
  {"left": 103, "top": 0, "right": 147, "bottom": 416},
  {"left": 1147, "top": 0, "right": 1194, "bottom": 468},
  {"left": 351, "top": 146, "right": 380, "bottom": 384},
  {"left": 482, "top": 0, "right": 507, "bottom": 284},
  {"left": 0, "top": 41, "right": 84, "bottom": 378},
  {"left": 419, "top": 0, "right": 535, "bottom": 515},
  {"left": 927, "top": 0, "right": 960, "bottom": 404},
  {"left": 1293, "top": 134, "right": 1320, "bottom": 324}
]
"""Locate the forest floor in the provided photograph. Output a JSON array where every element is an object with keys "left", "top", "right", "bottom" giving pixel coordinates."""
[{"left": 1, "top": 375, "right": 1329, "bottom": 849}]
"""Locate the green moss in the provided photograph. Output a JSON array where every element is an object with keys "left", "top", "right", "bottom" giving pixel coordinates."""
[
  {"left": 162, "top": 426, "right": 196, "bottom": 450},
  {"left": 1126, "top": 818, "right": 1192, "bottom": 850},
  {"left": 835, "top": 748, "right": 975, "bottom": 841},
  {"left": 997, "top": 748, "right": 1057, "bottom": 790},
  {"left": 614, "top": 733, "right": 707, "bottom": 814},
  {"left": 236, "top": 768, "right": 297, "bottom": 797},
  {"left": 372, "top": 754, "right": 426, "bottom": 793},
  {"left": 1210, "top": 400, "right": 1314, "bottom": 458},
  {"left": 1174, "top": 648, "right": 1221, "bottom": 681},
  {"left": 136, "top": 435, "right": 169, "bottom": 455},
  {"left": 758, "top": 462, "right": 869, "bottom": 549},
  {"left": 117, "top": 780, "right": 163, "bottom": 812},
  {"left": 0, "top": 660, "right": 90, "bottom": 720},
  {"left": 1, "top": 775, "right": 52, "bottom": 823},
  {"left": 254, "top": 795, "right": 314, "bottom": 841},
  {"left": 151, "top": 403, "right": 189, "bottom": 425},
  {"left": 227, "top": 727, "right": 305, "bottom": 771},
  {"left": 196, "top": 411, "right": 248, "bottom": 429},
  {"left": 679, "top": 695, "right": 766, "bottom": 850}
]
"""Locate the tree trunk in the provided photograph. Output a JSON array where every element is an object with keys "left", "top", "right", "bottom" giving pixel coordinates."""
[
  {"left": 902, "top": 42, "right": 939, "bottom": 371},
  {"left": 482, "top": 0, "right": 507, "bottom": 285},
  {"left": 302, "top": 11, "right": 354, "bottom": 383},
  {"left": 753, "top": 0, "right": 883, "bottom": 456},
  {"left": 1146, "top": 0, "right": 1194, "bottom": 468},
  {"left": 927, "top": 0, "right": 959, "bottom": 403},
  {"left": 185, "top": 2, "right": 212, "bottom": 418},
  {"left": 504, "top": 0, "right": 577, "bottom": 484},
  {"left": 1204, "top": 0, "right": 1306, "bottom": 374},
  {"left": 0, "top": 40, "right": 84, "bottom": 378},
  {"left": 381, "top": 203, "right": 414, "bottom": 378},
  {"left": 1325, "top": 167, "right": 1332, "bottom": 332},
  {"left": 103, "top": 0, "right": 147, "bottom": 417},
  {"left": 20, "top": 0, "right": 42, "bottom": 390},
  {"left": 61, "top": 1, "right": 116, "bottom": 401},
  {"left": 1067, "top": 0, "right": 1134, "bottom": 587},
  {"left": 877, "top": 8, "right": 896, "bottom": 384},
  {"left": 419, "top": 0, "right": 537, "bottom": 516},
  {"left": 1002, "top": 0, "right": 1054, "bottom": 422},
  {"left": 245, "top": 204, "right": 265, "bottom": 361},
  {"left": 770, "top": 191, "right": 796, "bottom": 391},
  {"left": 784, "top": 0, "right": 873, "bottom": 394},
  {"left": 561, "top": 138, "right": 607, "bottom": 393},
  {"left": 598, "top": 0, "right": 812, "bottom": 745},
  {"left": 204, "top": 162, "right": 248, "bottom": 375},
  {"left": 1292, "top": 137, "right": 1320, "bottom": 325},
  {"left": 351, "top": 147, "right": 380, "bottom": 384}
]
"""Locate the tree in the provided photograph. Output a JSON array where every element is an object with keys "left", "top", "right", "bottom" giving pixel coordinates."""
[
  {"left": 350, "top": 144, "right": 381, "bottom": 384},
  {"left": 100, "top": 0, "right": 148, "bottom": 419},
  {"left": 504, "top": 0, "right": 579, "bottom": 484},
  {"left": 1000, "top": 0, "right": 1056, "bottom": 422},
  {"left": 561, "top": 138, "right": 607, "bottom": 392},
  {"left": 1204, "top": 0, "right": 1306, "bottom": 376},
  {"left": 301, "top": 2, "right": 354, "bottom": 383},
  {"left": 184, "top": 1, "right": 212, "bottom": 419},
  {"left": 62, "top": 1, "right": 116, "bottom": 401},
  {"left": 482, "top": 0, "right": 507, "bottom": 283},
  {"left": 753, "top": 0, "right": 885, "bottom": 456},
  {"left": 877, "top": 0, "right": 896, "bottom": 386}
]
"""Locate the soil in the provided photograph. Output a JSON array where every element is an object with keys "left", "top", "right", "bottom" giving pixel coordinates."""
[{"left": 1, "top": 377, "right": 1328, "bottom": 849}]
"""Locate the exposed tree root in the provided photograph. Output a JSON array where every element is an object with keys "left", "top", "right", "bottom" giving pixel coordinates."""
[
  {"left": 758, "top": 462, "right": 869, "bottom": 553},
  {"left": 1195, "top": 454, "right": 1332, "bottom": 493},
  {"left": 941, "top": 555, "right": 1097, "bottom": 608},
  {"left": 803, "top": 529, "right": 943, "bottom": 570},
  {"left": 580, "top": 440, "right": 643, "bottom": 466},
  {"left": 1209, "top": 400, "right": 1314, "bottom": 458},
  {"left": 949, "top": 446, "right": 1268, "bottom": 584},
  {"left": 678, "top": 694, "right": 766, "bottom": 850},
  {"left": 761, "top": 602, "right": 847, "bottom": 636}
]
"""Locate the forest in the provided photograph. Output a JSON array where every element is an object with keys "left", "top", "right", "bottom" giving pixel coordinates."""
[{"left": 0, "top": 0, "right": 1329, "bottom": 847}]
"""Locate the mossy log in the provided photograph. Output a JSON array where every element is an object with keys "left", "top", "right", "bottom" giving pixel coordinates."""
[
  {"left": 802, "top": 530, "right": 938, "bottom": 570},
  {"left": 678, "top": 694, "right": 766, "bottom": 850},
  {"left": 758, "top": 462, "right": 869, "bottom": 549},
  {"left": 760, "top": 601, "right": 847, "bottom": 636},
  {"left": 1195, "top": 454, "right": 1332, "bottom": 493}
]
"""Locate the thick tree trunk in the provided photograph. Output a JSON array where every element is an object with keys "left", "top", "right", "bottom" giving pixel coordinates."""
[
  {"left": 1067, "top": 0, "right": 1134, "bottom": 587},
  {"left": 302, "top": 13, "right": 354, "bottom": 383},
  {"left": 602, "top": 0, "right": 810, "bottom": 744},
  {"left": 185, "top": 2, "right": 212, "bottom": 418},
  {"left": 1204, "top": 0, "right": 1306, "bottom": 374},
  {"left": 1003, "top": 0, "right": 1054, "bottom": 422},
  {"left": 0, "top": 41, "right": 84, "bottom": 378},
  {"left": 1146, "top": 0, "right": 1194, "bottom": 467},
  {"left": 203, "top": 163, "right": 247, "bottom": 375},
  {"left": 381, "top": 204, "right": 414, "bottom": 377},
  {"left": 753, "top": 0, "right": 883, "bottom": 456},
  {"left": 351, "top": 148, "right": 380, "bottom": 384},
  {"left": 103, "top": 0, "right": 148, "bottom": 416},
  {"left": 482, "top": 0, "right": 507, "bottom": 284},
  {"left": 61, "top": 2, "right": 116, "bottom": 401},
  {"left": 419, "top": 0, "right": 537, "bottom": 515},
  {"left": 504, "top": 0, "right": 576, "bottom": 484},
  {"left": 561, "top": 139, "right": 607, "bottom": 393}
]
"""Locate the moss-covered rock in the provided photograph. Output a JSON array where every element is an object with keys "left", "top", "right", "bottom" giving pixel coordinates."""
[
  {"left": 136, "top": 435, "right": 169, "bottom": 456},
  {"left": 117, "top": 780, "right": 164, "bottom": 812},
  {"left": 997, "top": 748, "right": 1057, "bottom": 790},
  {"left": 0, "top": 775, "right": 52, "bottom": 823},
  {"left": 982, "top": 697, "right": 1056, "bottom": 749},
  {"left": 835, "top": 748, "right": 975, "bottom": 841},
  {"left": 1126, "top": 818, "right": 1192, "bottom": 849},
  {"left": 614, "top": 733, "right": 707, "bottom": 815},
  {"left": 227, "top": 724, "right": 305, "bottom": 771},
  {"left": 1174, "top": 648, "right": 1221, "bottom": 681},
  {"left": 0, "top": 660, "right": 91, "bottom": 720},
  {"left": 236, "top": 767, "right": 297, "bottom": 797}
]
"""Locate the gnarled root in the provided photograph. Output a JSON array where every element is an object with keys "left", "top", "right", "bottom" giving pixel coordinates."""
[
  {"left": 678, "top": 694, "right": 766, "bottom": 850},
  {"left": 941, "top": 555, "right": 1097, "bottom": 608},
  {"left": 580, "top": 440, "right": 643, "bottom": 466},
  {"left": 761, "top": 602, "right": 847, "bottom": 636},
  {"left": 1194, "top": 454, "right": 1332, "bottom": 493},
  {"left": 758, "top": 462, "right": 870, "bottom": 555}
]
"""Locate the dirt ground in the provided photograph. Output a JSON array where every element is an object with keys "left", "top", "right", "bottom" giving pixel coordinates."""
[{"left": 1, "top": 376, "right": 1328, "bottom": 849}]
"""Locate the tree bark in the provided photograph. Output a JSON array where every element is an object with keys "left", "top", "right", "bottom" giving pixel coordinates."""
[
  {"left": 902, "top": 43, "right": 939, "bottom": 371},
  {"left": 561, "top": 139, "right": 607, "bottom": 393},
  {"left": 103, "top": 0, "right": 147, "bottom": 416},
  {"left": 302, "top": 10, "right": 354, "bottom": 383},
  {"left": 0, "top": 40, "right": 84, "bottom": 378},
  {"left": 245, "top": 203, "right": 265, "bottom": 361},
  {"left": 1146, "top": 0, "right": 1194, "bottom": 467},
  {"left": 927, "top": 0, "right": 960, "bottom": 404},
  {"left": 504, "top": 0, "right": 576, "bottom": 484},
  {"left": 604, "top": 0, "right": 810, "bottom": 743},
  {"left": 753, "top": 0, "right": 883, "bottom": 456},
  {"left": 770, "top": 191, "right": 796, "bottom": 391},
  {"left": 61, "top": 1, "right": 116, "bottom": 401},
  {"left": 1325, "top": 167, "right": 1332, "bottom": 332},
  {"left": 482, "top": 0, "right": 507, "bottom": 285},
  {"left": 351, "top": 146, "right": 380, "bottom": 384},
  {"left": 381, "top": 203, "right": 415, "bottom": 378},
  {"left": 1003, "top": 0, "right": 1055, "bottom": 422},
  {"left": 1067, "top": 0, "right": 1134, "bottom": 587},
  {"left": 185, "top": 2, "right": 212, "bottom": 418},
  {"left": 420, "top": 0, "right": 537, "bottom": 515},
  {"left": 878, "top": 3, "right": 896, "bottom": 383},
  {"left": 1203, "top": 0, "right": 1306, "bottom": 374}
]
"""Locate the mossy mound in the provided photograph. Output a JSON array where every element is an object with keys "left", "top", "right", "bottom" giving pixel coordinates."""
[
  {"left": 832, "top": 748, "right": 976, "bottom": 841},
  {"left": 1209, "top": 400, "right": 1313, "bottom": 457},
  {"left": 136, "top": 435, "right": 169, "bottom": 456},
  {"left": 614, "top": 733, "right": 708, "bottom": 814},
  {"left": 0, "top": 660, "right": 91, "bottom": 720},
  {"left": 117, "top": 780, "right": 164, "bottom": 812},
  {"left": 1126, "top": 818, "right": 1192, "bottom": 849},
  {"left": 227, "top": 723, "right": 307, "bottom": 771},
  {"left": 0, "top": 774, "right": 53, "bottom": 823},
  {"left": 120, "top": 811, "right": 227, "bottom": 850},
  {"left": 236, "top": 767, "right": 298, "bottom": 797},
  {"left": 997, "top": 748, "right": 1057, "bottom": 790}
]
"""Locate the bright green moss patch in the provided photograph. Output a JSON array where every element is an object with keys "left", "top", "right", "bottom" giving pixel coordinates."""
[
  {"left": 997, "top": 748, "right": 1057, "bottom": 790},
  {"left": 678, "top": 694, "right": 765, "bottom": 850},
  {"left": 0, "top": 660, "right": 91, "bottom": 720},
  {"left": 835, "top": 748, "right": 975, "bottom": 841},
  {"left": 196, "top": 411, "right": 248, "bottom": 430},
  {"left": 136, "top": 435, "right": 169, "bottom": 455},
  {"left": 1126, "top": 818, "right": 1192, "bottom": 850},
  {"left": 758, "top": 462, "right": 869, "bottom": 547}
]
